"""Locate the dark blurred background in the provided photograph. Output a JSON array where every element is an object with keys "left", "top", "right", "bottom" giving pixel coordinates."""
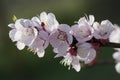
[{"left": 0, "top": 0, "right": 120, "bottom": 80}]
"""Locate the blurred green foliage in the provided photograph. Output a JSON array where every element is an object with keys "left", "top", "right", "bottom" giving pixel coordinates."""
[{"left": 0, "top": 0, "right": 120, "bottom": 80}]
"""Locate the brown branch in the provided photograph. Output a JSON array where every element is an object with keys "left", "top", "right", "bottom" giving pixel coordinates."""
[{"left": 102, "top": 42, "right": 120, "bottom": 48}]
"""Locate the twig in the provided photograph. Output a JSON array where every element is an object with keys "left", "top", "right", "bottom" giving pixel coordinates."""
[{"left": 103, "top": 42, "right": 120, "bottom": 48}]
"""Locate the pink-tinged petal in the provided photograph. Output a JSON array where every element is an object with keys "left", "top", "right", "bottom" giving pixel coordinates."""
[
  {"left": 93, "top": 20, "right": 115, "bottom": 39},
  {"left": 93, "top": 22, "right": 102, "bottom": 39},
  {"left": 77, "top": 43, "right": 92, "bottom": 60},
  {"left": 37, "top": 47, "right": 45, "bottom": 57},
  {"left": 77, "top": 48, "right": 89, "bottom": 60},
  {"left": 49, "top": 31, "right": 61, "bottom": 47},
  {"left": 38, "top": 30, "right": 49, "bottom": 48},
  {"left": 101, "top": 20, "right": 113, "bottom": 29},
  {"left": 50, "top": 39, "right": 61, "bottom": 49},
  {"left": 54, "top": 51, "right": 66, "bottom": 57},
  {"left": 30, "top": 36, "right": 44, "bottom": 48},
  {"left": 71, "top": 22, "right": 93, "bottom": 43},
  {"left": 67, "top": 33, "right": 73, "bottom": 44},
  {"left": 78, "top": 17, "right": 86, "bottom": 24},
  {"left": 93, "top": 22, "right": 100, "bottom": 31},
  {"left": 72, "top": 57, "right": 81, "bottom": 72},
  {"left": 9, "top": 29, "right": 17, "bottom": 42},
  {"left": 71, "top": 25, "right": 79, "bottom": 35},
  {"left": 84, "top": 49, "right": 96, "bottom": 64},
  {"left": 57, "top": 42, "right": 69, "bottom": 53},
  {"left": 20, "top": 34, "right": 35, "bottom": 46},
  {"left": 8, "top": 23, "right": 15, "bottom": 28},
  {"left": 59, "top": 24, "right": 71, "bottom": 33},
  {"left": 16, "top": 41, "right": 25, "bottom": 50},
  {"left": 39, "top": 30, "right": 48, "bottom": 41}
]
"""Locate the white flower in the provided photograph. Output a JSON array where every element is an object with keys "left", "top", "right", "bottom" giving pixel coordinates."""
[
  {"left": 8, "top": 19, "right": 38, "bottom": 49},
  {"left": 93, "top": 20, "right": 115, "bottom": 39},
  {"left": 32, "top": 12, "right": 59, "bottom": 33},
  {"left": 29, "top": 30, "right": 49, "bottom": 57},
  {"left": 109, "top": 25, "right": 120, "bottom": 51},
  {"left": 59, "top": 52, "right": 81, "bottom": 72},
  {"left": 71, "top": 15, "right": 94, "bottom": 43},
  {"left": 77, "top": 43, "right": 96, "bottom": 64},
  {"left": 49, "top": 24, "right": 73, "bottom": 54},
  {"left": 109, "top": 25, "right": 120, "bottom": 43},
  {"left": 113, "top": 51, "right": 120, "bottom": 62},
  {"left": 115, "top": 62, "right": 120, "bottom": 74},
  {"left": 8, "top": 18, "right": 49, "bottom": 57}
]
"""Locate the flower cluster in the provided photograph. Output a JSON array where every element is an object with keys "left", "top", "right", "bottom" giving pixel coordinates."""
[
  {"left": 109, "top": 25, "right": 120, "bottom": 74},
  {"left": 8, "top": 12, "right": 116, "bottom": 72}
]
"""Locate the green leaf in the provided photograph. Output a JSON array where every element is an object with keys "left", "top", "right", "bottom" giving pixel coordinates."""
[{"left": 12, "top": 15, "right": 17, "bottom": 22}]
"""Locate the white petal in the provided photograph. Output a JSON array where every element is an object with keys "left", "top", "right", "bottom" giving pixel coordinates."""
[
  {"left": 16, "top": 42, "right": 25, "bottom": 50},
  {"left": 22, "top": 36, "right": 35, "bottom": 46},
  {"left": 53, "top": 48, "right": 59, "bottom": 53},
  {"left": 40, "top": 12, "right": 59, "bottom": 32},
  {"left": 14, "top": 31, "right": 22, "bottom": 41},
  {"left": 32, "top": 17, "right": 41, "bottom": 24},
  {"left": 39, "top": 30, "right": 48, "bottom": 41},
  {"left": 109, "top": 25, "right": 120, "bottom": 43},
  {"left": 40, "top": 12, "right": 47, "bottom": 22},
  {"left": 8, "top": 23, "right": 15, "bottom": 28},
  {"left": 88, "top": 15, "right": 95, "bottom": 25},
  {"left": 15, "top": 19, "right": 24, "bottom": 30},
  {"left": 48, "top": 12, "right": 59, "bottom": 26},
  {"left": 115, "top": 63, "right": 120, "bottom": 74},
  {"left": 72, "top": 57, "right": 81, "bottom": 72},
  {"left": 113, "top": 52, "right": 120, "bottom": 62},
  {"left": 72, "top": 64, "right": 81, "bottom": 72},
  {"left": 85, "top": 49, "right": 96, "bottom": 64},
  {"left": 24, "top": 20, "right": 32, "bottom": 27},
  {"left": 101, "top": 20, "right": 113, "bottom": 28},
  {"left": 37, "top": 47, "right": 45, "bottom": 57},
  {"left": 9, "top": 29, "right": 17, "bottom": 42},
  {"left": 93, "top": 22, "right": 100, "bottom": 31}
]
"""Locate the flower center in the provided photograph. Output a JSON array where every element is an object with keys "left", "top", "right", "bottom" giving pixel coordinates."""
[
  {"left": 58, "top": 31, "right": 67, "bottom": 41},
  {"left": 79, "top": 29, "right": 91, "bottom": 37},
  {"left": 69, "top": 46, "right": 77, "bottom": 56},
  {"left": 23, "top": 28, "right": 34, "bottom": 36}
]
